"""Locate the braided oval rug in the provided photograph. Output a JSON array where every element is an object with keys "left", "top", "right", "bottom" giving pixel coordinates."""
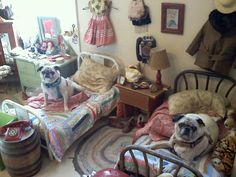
[{"left": 73, "top": 124, "right": 134, "bottom": 176}]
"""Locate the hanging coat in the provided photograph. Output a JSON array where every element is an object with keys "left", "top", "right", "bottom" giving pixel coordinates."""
[{"left": 186, "top": 11, "right": 236, "bottom": 75}]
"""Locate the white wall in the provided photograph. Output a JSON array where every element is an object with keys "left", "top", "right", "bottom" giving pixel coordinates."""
[
  {"left": 9, "top": 0, "right": 77, "bottom": 47},
  {"left": 76, "top": 0, "right": 235, "bottom": 87}
]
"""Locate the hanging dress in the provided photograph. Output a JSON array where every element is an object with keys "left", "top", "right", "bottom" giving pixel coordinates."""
[{"left": 84, "top": 0, "right": 115, "bottom": 47}]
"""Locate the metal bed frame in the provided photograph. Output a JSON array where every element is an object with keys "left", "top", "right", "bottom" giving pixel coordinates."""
[
  {"left": 1, "top": 52, "right": 120, "bottom": 161},
  {"left": 118, "top": 69, "right": 236, "bottom": 177}
]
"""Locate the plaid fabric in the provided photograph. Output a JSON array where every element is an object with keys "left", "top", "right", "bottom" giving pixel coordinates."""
[{"left": 84, "top": 15, "right": 115, "bottom": 47}]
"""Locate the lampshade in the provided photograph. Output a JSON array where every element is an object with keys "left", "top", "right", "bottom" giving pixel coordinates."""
[{"left": 149, "top": 48, "right": 170, "bottom": 70}]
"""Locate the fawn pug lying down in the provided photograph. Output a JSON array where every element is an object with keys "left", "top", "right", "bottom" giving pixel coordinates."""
[
  {"left": 148, "top": 113, "right": 219, "bottom": 173},
  {"left": 37, "top": 65, "right": 84, "bottom": 112}
]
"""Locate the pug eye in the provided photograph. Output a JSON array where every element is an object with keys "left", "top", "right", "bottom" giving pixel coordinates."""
[
  {"left": 42, "top": 71, "right": 46, "bottom": 74},
  {"left": 179, "top": 123, "right": 185, "bottom": 128},
  {"left": 191, "top": 126, "right": 197, "bottom": 131}
]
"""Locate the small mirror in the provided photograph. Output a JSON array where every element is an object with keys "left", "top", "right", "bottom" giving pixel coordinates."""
[{"left": 1, "top": 33, "right": 12, "bottom": 64}]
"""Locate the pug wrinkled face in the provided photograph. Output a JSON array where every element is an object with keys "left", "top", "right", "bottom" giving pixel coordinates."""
[
  {"left": 173, "top": 114, "right": 205, "bottom": 142},
  {"left": 37, "top": 66, "right": 60, "bottom": 84}
]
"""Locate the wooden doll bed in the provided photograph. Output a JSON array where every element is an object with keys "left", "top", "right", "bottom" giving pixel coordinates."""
[
  {"left": 117, "top": 69, "right": 236, "bottom": 177},
  {"left": 1, "top": 52, "right": 121, "bottom": 161}
]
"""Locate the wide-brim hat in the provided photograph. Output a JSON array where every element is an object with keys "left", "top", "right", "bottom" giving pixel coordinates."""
[{"left": 214, "top": 0, "right": 236, "bottom": 14}]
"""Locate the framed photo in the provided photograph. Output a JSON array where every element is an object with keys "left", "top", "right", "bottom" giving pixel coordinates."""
[
  {"left": 37, "top": 16, "right": 61, "bottom": 42},
  {"left": 161, "top": 3, "right": 185, "bottom": 34}
]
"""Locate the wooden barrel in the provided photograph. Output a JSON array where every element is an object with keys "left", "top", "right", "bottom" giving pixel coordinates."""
[{"left": 0, "top": 128, "right": 41, "bottom": 177}]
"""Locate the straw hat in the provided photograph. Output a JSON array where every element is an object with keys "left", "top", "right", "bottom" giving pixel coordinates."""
[{"left": 214, "top": 0, "right": 236, "bottom": 14}]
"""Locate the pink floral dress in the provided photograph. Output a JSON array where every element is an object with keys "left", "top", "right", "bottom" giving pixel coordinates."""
[{"left": 84, "top": 0, "right": 115, "bottom": 47}]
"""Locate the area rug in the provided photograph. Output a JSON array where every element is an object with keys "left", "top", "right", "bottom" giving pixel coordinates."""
[{"left": 73, "top": 124, "right": 134, "bottom": 176}]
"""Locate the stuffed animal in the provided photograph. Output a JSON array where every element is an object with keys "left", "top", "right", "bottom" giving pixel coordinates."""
[
  {"left": 211, "top": 103, "right": 236, "bottom": 175},
  {"left": 157, "top": 173, "right": 173, "bottom": 177},
  {"left": 224, "top": 106, "right": 236, "bottom": 130}
]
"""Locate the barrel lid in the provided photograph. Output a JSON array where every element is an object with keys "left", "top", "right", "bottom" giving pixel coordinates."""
[{"left": 0, "top": 128, "right": 35, "bottom": 143}]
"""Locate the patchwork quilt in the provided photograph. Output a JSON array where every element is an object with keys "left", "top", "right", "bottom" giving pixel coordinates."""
[{"left": 27, "top": 87, "right": 119, "bottom": 161}]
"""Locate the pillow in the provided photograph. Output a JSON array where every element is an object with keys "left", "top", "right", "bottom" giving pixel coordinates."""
[
  {"left": 73, "top": 57, "right": 117, "bottom": 93},
  {"left": 168, "top": 90, "right": 226, "bottom": 119}
]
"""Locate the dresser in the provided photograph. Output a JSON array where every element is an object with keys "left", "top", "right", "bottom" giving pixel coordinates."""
[
  {"left": 0, "top": 22, "right": 16, "bottom": 65},
  {"left": 0, "top": 22, "right": 20, "bottom": 93},
  {"left": 15, "top": 56, "right": 78, "bottom": 92}
]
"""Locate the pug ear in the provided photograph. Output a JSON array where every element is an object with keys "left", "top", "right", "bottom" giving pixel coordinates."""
[
  {"left": 37, "top": 66, "right": 44, "bottom": 72},
  {"left": 54, "top": 66, "right": 60, "bottom": 71},
  {"left": 196, "top": 119, "right": 205, "bottom": 126},
  {"left": 173, "top": 114, "right": 184, "bottom": 122}
]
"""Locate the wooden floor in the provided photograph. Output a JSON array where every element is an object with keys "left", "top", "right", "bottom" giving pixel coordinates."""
[
  {"left": 0, "top": 83, "right": 20, "bottom": 104},
  {"left": 0, "top": 145, "right": 80, "bottom": 177}
]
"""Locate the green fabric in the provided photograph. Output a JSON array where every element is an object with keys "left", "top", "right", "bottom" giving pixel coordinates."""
[{"left": 0, "top": 112, "right": 18, "bottom": 126}]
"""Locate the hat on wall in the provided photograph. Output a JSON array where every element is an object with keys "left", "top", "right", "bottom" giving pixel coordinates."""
[{"left": 214, "top": 0, "right": 236, "bottom": 14}]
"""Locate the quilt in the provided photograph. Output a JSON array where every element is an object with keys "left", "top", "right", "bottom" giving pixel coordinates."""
[{"left": 27, "top": 87, "right": 119, "bottom": 161}]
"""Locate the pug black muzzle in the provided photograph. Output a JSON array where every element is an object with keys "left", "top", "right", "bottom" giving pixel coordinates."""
[{"left": 178, "top": 123, "right": 197, "bottom": 140}]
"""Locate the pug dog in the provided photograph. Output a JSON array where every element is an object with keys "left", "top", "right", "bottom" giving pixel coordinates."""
[
  {"left": 37, "top": 65, "right": 84, "bottom": 112},
  {"left": 149, "top": 113, "right": 219, "bottom": 172}
]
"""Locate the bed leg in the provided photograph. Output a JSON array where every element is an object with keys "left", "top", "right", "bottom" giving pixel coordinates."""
[{"left": 48, "top": 148, "right": 54, "bottom": 160}]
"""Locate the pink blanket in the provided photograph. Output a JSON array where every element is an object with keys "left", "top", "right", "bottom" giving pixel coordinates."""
[
  {"left": 133, "top": 101, "right": 229, "bottom": 143},
  {"left": 133, "top": 101, "right": 174, "bottom": 143},
  {"left": 27, "top": 92, "right": 89, "bottom": 112}
]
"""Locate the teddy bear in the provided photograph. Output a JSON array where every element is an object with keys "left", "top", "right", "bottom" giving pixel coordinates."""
[{"left": 211, "top": 101, "right": 236, "bottom": 175}]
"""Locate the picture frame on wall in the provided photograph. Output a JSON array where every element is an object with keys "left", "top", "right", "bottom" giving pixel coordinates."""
[{"left": 161, "top": 3, "right": 185, "bottom": 35}]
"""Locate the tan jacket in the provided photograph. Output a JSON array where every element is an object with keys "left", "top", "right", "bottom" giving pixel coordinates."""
[{"left": 186, "top": 20, "right": 236, "bottom": 75}]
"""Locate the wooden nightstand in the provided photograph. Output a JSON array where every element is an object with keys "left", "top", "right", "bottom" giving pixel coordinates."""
[{"left": 116, "top": 84, "right": 169, "bottom": 118}]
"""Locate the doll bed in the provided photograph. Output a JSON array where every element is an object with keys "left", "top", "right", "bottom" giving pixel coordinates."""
[
  {"left": 117, "top": 69, "right": 236, "bottom": 177},
  {"left": 1, "top": 52, "right": 120, "bottom": 162}
]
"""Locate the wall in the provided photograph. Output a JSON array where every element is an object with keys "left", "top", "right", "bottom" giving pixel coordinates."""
[
  {"left": 9, "top": 0, "right": 77, "bottom": 47},
  {"left": 76, "top": 0, "right": 234, "bottom": 88}
]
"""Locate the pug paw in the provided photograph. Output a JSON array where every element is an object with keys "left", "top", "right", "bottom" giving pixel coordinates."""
[
  {"left": 64, "top": 107, "right": 69, "bottom": 112},
  {"left": 163, "top": 163, "right": 177, "bottom": 173}
]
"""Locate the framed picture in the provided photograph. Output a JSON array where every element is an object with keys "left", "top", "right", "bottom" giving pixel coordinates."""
[
  {"left": 37, "top": 16, "right": 61, "bottom": 42},
  {"left": 161, "top": 3, "right": 185, "bottom": 34}
]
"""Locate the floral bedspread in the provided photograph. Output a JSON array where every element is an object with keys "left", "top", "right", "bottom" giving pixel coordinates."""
[{"left": 28, "top": 87, "right": 119, "bottom": 161}]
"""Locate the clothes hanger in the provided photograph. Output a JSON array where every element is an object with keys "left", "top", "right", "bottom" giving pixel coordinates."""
[{"left": 82, "top": 6, "right": 118, "bottom": 10}]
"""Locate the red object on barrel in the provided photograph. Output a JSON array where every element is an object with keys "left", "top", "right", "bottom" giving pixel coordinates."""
[{"left": 94, "top": 168, "right": 129, "bottom": 177}]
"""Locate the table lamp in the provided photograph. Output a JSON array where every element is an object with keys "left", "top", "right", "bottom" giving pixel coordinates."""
[{"left": 149, "top": 48, "right": 170, "bottom": 90}]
